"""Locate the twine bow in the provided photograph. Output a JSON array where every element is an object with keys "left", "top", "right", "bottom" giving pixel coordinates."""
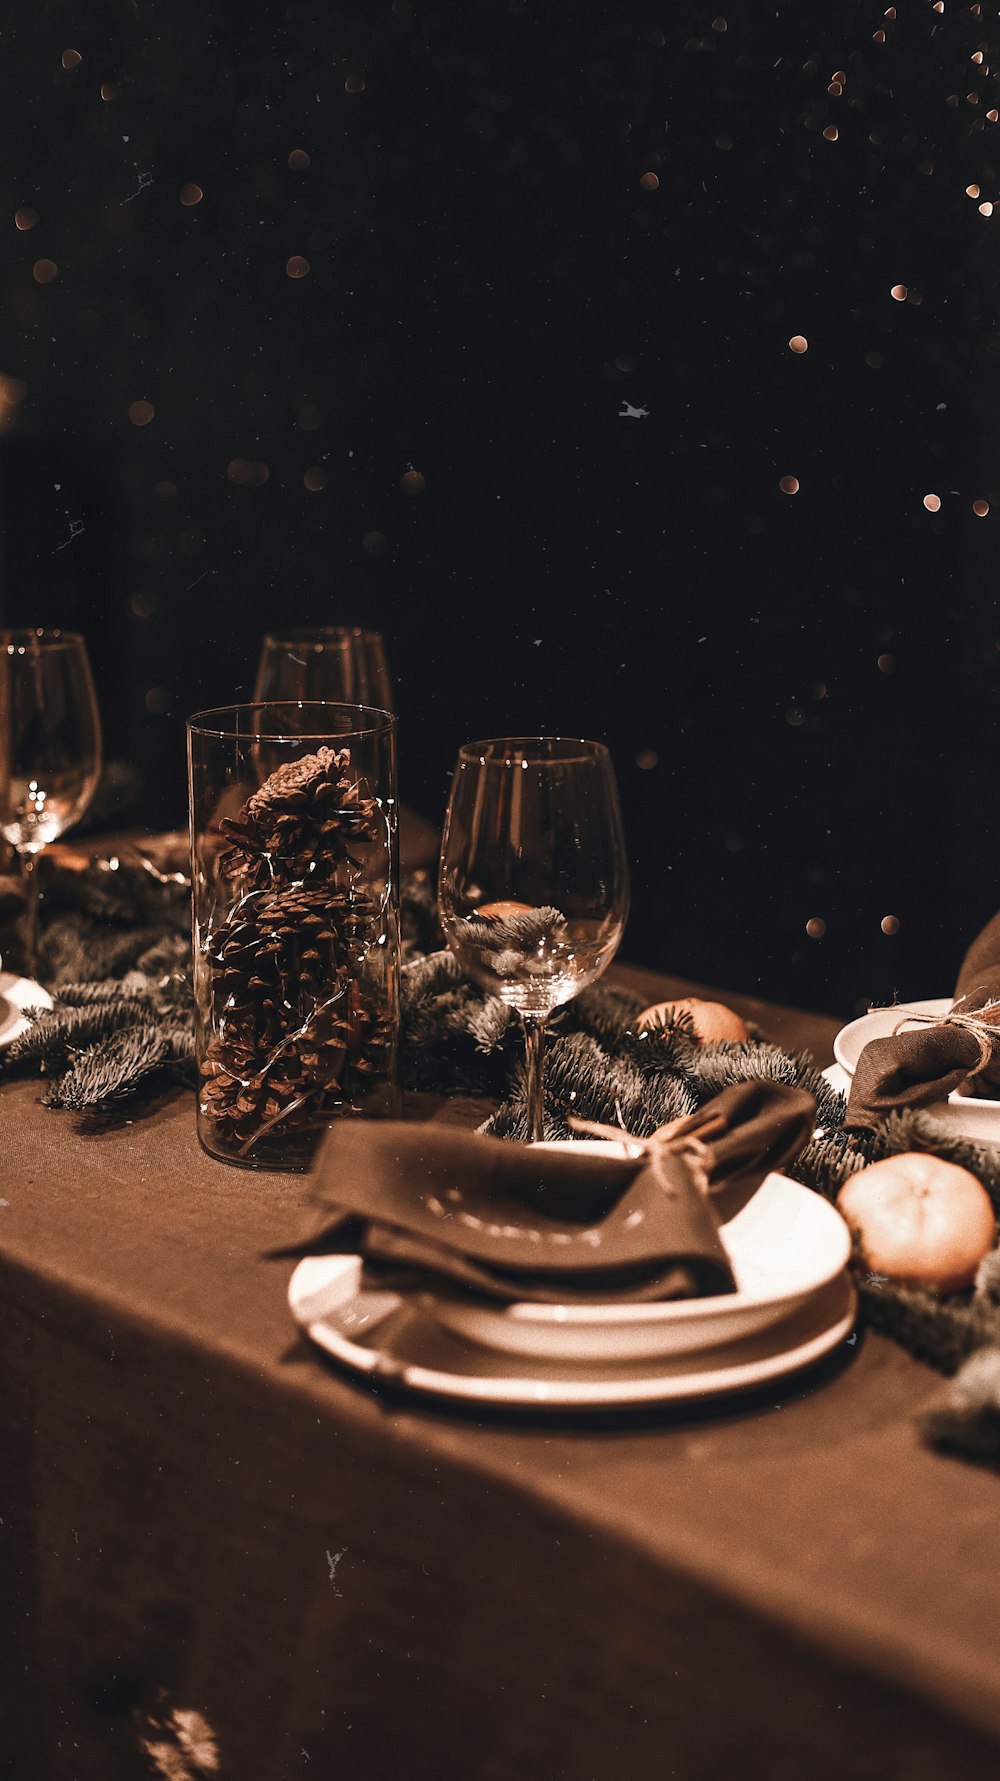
[
  {"left": 890, "top": 994, "right": 1000, "bottom": 1078},
  {"left": 566, "top": 1105, "right": 728, "bottom": 1197}
]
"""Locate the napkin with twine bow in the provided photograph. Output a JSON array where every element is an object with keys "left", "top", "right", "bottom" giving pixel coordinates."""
[
  {"left": 276, "top": 1080, "right": 817, "bottom": 1305},
  {"left": 845, "top": 918, "right": 1000, "bottom": 1131}
]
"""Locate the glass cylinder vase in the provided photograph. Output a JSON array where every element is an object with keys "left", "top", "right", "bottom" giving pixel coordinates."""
[{"left": 187, "top": 702, "right": 400, "bottom": 1170}]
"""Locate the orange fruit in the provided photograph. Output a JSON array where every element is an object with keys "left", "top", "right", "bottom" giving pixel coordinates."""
[
  {"left": 636, "top": 996, "right": 749, "bottom": 1044},
  {"left": 837, "top": 1152, "right": 996, "bottom": 1292},
  {"left": 473, "top": 900, "right": 534, "bottom": 920}
]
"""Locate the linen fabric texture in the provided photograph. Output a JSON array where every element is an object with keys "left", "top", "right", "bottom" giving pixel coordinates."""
[{"left": 283, "top": 1080, "right": 818, "bottom": 1305}]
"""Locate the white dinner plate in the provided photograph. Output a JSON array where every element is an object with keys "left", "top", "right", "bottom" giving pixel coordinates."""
[
  {"left": 290, "top": 1142, "right": 852, "bottom": 1366},
  {"left": 0, "top": 972, "right": 53, "bottom": 1048},
  {"left": 413, "top": 1145, "right": 851, "bottom": 1361},
  {"left": 832, "top": 997, "right": 1000, "bottom": 1140},
  {"left": 287, "top": 1259, "right": 857, "bottom": 1410}
]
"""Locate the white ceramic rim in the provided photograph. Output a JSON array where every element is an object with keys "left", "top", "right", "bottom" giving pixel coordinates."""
[
  {"left": 490, "top": 1152, "right": 851, "bottom": 1327},
  {"left": 0, "top": 973, "right": 54, "bottom": 1047},
  {"left": 833, "top": 997, "right": 952, "bottom": 1076},
  {"left": 293, "top": 1270, "right": 857, "bottom": 1407}
]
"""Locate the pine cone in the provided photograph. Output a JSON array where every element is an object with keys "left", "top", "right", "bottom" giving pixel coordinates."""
[
  {"left": 201, "top": 743, "right": 395, "bottom": 1158},
  {"left": 199, "top": 881, "right": 392, "bottom": 1152},
  {"left": 219, "top": 746, "right": 380, "bottom": 888}
]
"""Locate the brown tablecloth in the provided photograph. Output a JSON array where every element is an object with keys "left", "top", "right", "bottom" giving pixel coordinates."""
[{"left": 2, "top": 971, "right": 1000, "bottom": 1780}]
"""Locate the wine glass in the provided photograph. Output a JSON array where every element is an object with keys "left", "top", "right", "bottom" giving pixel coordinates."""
[
  {"left": 254, "top": 627, "right": 393, "bottom": 713},
  {"left": 0, "top": 630, "right": 102, "bottom": 978},
  {"left": 439, "top": 737, "right": 630, "bottom": 1142}
]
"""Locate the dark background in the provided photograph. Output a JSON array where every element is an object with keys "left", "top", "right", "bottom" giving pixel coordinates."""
[{"left": 2, "top": 0, "right": 998, "bottom": 1017}]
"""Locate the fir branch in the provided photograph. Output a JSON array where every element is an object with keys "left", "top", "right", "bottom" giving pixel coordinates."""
[
  {"left": 45, "top": 1022, "right": 195, "bottom": 1112},
  {"left": 44, "top": 871, "right": 146, "bottom": 926},
  {"left": 448, "top": 906, "right": 567, "bottom": 981},
  {"left": 44, "top": 853, "right": 190, "bottom": 931},
  {"left": 41, "top": 915, "right": 170, "bottom": 987},
  {"left": 52, "top": 978, "right": 155, "bottom": 1008},
  {"left": 688, "top": 1040, "right": 845, "bottom": 1130},
  {"left": 460, "top": 905, "right": 565, "bottom": 952},
  {"left": 484, "top": 1030, "right": 696, "bottom": 1142},
  {"left": 920, "top": 1348, "right": 1000, "bottom": 1468},
  {"left": 478, "top": 1099, "right": 566, "bottom": 1144},
  {"left": 858, "top": 1277, "right": 1000, "bottom": 1377},
  {"left": 400, "top": 870, "right": 443, "bottom": 959},
  {"left": 134, "top": 931, "right": 191, "bottom": 981},
  {"left": 620, "top": 1019, "right": 702, "bottom": 1079},
  {"left": 975, "top": 1249, "right": 1000, "bottom": 1308},
  {"left": 3, "top": 1001, "right": 151, "bottom": 1072},
  {"left": 787, "top": 1129, "right": 872, "bottom": 1203},
  {"left": 401, "top": 947, "right": 463, "bottom": 1008},
  {"left": 466, "top": 998, "right": 514, "bottom": 1054},
  {"left": 566, "top": 980, "right": 652, "bottom": 1049}
]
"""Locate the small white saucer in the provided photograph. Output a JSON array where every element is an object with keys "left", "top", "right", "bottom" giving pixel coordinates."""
[
  {"left": 0, "top": 972, "right": 53, "bottom": 1048},
  {"left": 832, "top": 997, "right": 1000, "bottom": 1141}
]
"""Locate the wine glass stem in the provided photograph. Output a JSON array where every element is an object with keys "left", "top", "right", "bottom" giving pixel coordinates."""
[
  {"left": 18, "top": 847, "right": 42, "bottom": 980},
  {"left": 521, "top": 1012, "right": 548, "bottom": 1142}
]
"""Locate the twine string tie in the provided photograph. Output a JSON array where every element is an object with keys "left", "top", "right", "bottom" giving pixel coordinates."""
[{"left": 891, "top": 995, "right": 1000, "bottom": 1077}]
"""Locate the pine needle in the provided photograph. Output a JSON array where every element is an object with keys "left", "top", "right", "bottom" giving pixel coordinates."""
[{"left": 46, "top": 1023, "right": 195, "bottom": 1111}]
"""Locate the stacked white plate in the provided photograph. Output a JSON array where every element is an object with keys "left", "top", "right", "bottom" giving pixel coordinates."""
[
  {"left": 288, "top": 1140, "right": 856, "bottom": 1410},
  {"left": 0, "top": 972, "right": 53, "bottom": 1049},
  {"left": 825, "top": 997, "right": 1000, "bottom": 1141}
]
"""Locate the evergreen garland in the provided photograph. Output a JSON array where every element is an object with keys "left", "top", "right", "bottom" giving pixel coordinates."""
[
  {"left": 1, "top": 845, "right": 194, "bottom": 1115},
  {"left": 920, "top": 1347, "right": 1000, "bottom": 1465},
  {"left": 50, "top": 1021, "right": 195, "bottom": 1113},
  {"left": 7, "top": 847, "right": 1000, "bottom": 1464}
]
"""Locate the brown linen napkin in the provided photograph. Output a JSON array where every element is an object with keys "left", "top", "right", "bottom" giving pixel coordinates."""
[
  {"left": 955, "top": 913, "right": 1000, "bottom": 1032},
  {"left": 845, "top": 918, "right": 1000, "bottom": 1131},
  {"left": 277, "top": 1081, "right": 817, "bottom": 1305},
  {"left": 646, "top": 1079, "right": 819, "bottom": 1223}
]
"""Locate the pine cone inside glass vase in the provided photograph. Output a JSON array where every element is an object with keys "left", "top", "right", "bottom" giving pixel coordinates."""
[
  {"left": 199, "top": 747, "right": 393, "bottom": 1159},
  {"left": 218, "top": 745, "right": 380, "bottom": 888}
]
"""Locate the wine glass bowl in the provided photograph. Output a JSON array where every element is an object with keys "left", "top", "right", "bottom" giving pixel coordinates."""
[
  {"left": 254, "top": 627, "right": 393, "bottom": 713},
  {"left": 439, "top": 737, "right": 630, "bottom": 1138},
  {"left": 0, "top": 629, "right": 102, "bottom": 976}
]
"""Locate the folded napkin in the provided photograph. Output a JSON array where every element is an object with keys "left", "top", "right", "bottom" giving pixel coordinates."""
[
  {"left": 278, "top": 1080, "right": 817, "bottom": 1306},
  {"left": 846, "top": 920, "right": 1000, "bottom": 1131}
]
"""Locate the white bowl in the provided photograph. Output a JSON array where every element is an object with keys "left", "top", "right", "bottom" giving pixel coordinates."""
[
  {"left": 0, "top": 972, "right": 53, "bottom": 1048},
  {"left": 423, "top": 1141, "right": 851, "bottom": 1362},
  {"left": 833, "top": 998, "right": 953, "bottom": 1074},
  {"left": 833, "top": 996, "right": 1000, "bottom": 1141}
]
